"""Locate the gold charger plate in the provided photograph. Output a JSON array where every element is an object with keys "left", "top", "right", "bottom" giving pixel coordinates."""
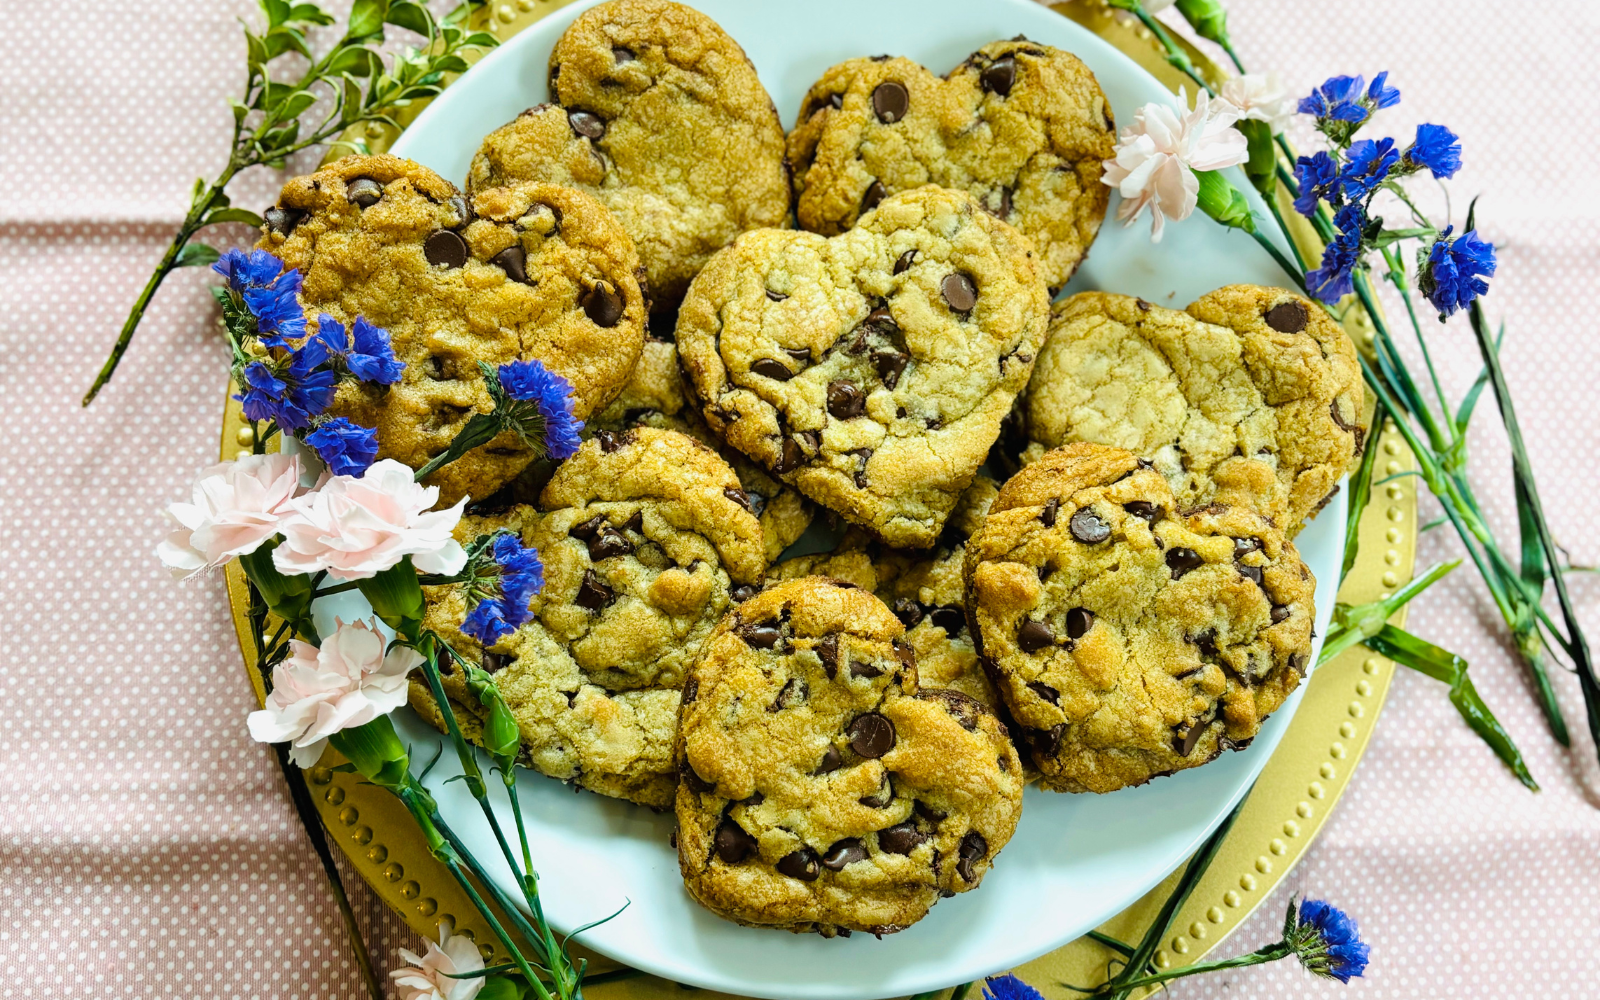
[{"left": 223, "top": 2, "right": 1416, "bottom": 994}]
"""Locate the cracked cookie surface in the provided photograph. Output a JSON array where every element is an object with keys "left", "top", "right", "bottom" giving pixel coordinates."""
[
  {"left": 676, "top": 185, "right": 1050, "bottom": 548},
  {"left": 676, "top": 577, "right": 1022, "bottom": 935},
  {"left": 466, "top": 0, "right": 789, "bottom": 306},
  {"left": 260, "top": 154, "right": 645, "bottom": 504},
  {"left": 411, "top": 428, "right": 764, "bottom": 808},
  {"left": 965, "top": 443, "right": 1313, "bottom": 793},
  {"left": 1022, "top": 287, "right": 1362, "bottom": 534},
  {"left": 787, "top": 38, "right": 1114, "bottom": 291}
]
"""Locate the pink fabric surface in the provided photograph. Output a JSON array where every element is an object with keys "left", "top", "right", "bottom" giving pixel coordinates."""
[{"left": 1, "top": 1, "right": 1596, "bottom": 997}]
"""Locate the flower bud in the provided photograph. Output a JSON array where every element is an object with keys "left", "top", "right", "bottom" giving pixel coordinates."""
[
  {"left": 237, "top": 542, "right": 315, "bottom": 626},
  {"left": 1194, "top": 170, "right": 1255, "bottom": 233},
  {"left": 328, "top": 715, "right": 410, "bottom": 791},
  {"left": 1175, "top": 0, "right": 1230, "bottom": 45},
  {"left": 356, "top": 559, "right": 427, "bottom": 640}
]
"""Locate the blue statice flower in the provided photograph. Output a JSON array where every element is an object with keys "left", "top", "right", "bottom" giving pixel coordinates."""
[
  {"left": 1339, "top": 137, "right": 1400, "bottom": 201},
  {"left": 241, "top": 271, "right": 306, "bottom": 347},
  {"left": 1402, "top": 123, "right": 1462, "bottom": 179},
  {"left": 499, "top": 359, "right": 585, "bottom": 460},
  {"left": 1293, "top": 151, "right": 1342, "bottom": 216},
  {"left": 461, "top": 533, "right": 546, "bottom": 646},
  {"left": 312, "top": 314, "right": 404, "bottom": 385},
  {"left": 212, "top": 248, "right": 283, "bottom": 292},
  {"left": 235, "top": 336, "right": 337, "bottom": 432},
  {"left": 304, "top": 417, "right": 380, "bottom": 477},
  {"left": 1306, "top": 203, "right": 1368, "bottom": 303},
  {"left": 1419, "top": 226, "right": 1496, "bottom": 317},
  {"left": 1290, "top": 898, "right": 1370, "bottom": 983},
  {"left": 981, "top": 975, "right": 1044, "bottom": 1000},
  {"left": 1299, "top": 74, "right": 1370, "bottom": 123},
  {"left": 1365, "top": 71, "right": 1401, "bottom": 109}
]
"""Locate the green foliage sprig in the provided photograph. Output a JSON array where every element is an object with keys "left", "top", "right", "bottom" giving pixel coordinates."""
[{"left": 82, "top": 0, "right": 497, "bottom": 406}]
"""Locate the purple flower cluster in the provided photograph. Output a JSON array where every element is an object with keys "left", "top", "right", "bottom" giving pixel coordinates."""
[
  {"left": 461, "top": 533, "right": 546, "bottom": 646},
  {"left": 499, "top": 359, "right": 585, "bottom": 460},
  {"left": 1420, "top": 226, "right": 1497, "bottom": 317},
  {"left": 213, "top": 248, "right": 305, "bottom": 346},
  {"left": 1294, "top": 898, "right": 1371, "bottom": 983}
]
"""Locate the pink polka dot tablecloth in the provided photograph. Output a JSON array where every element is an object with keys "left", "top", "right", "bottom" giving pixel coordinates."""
[{"left": 1, "top": 1, "right": 1597, "bottom": 996}]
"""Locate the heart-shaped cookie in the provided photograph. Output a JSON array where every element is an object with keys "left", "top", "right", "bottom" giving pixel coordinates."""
[
  {"left": 787, "top": 37, "right": 1115, "bottom": 293},
  {"left": 1020, "top": 286, "right": 1363, "bottom": 533},
  {"left": 259, "top": 154, "right": 646, "bottom": 504},
  {"left": 466, "top": 0, "right": 790, "bottom": 307},
  {"left": 675, "top": 186, "right": 1051, "bottom": 549}
]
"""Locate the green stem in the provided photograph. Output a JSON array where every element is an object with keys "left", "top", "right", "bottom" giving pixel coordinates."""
[
  {"left": 1382, "top": 247, "right": 1456, "bottom": 443},
  {"left": 1261, "top": 191, "right": 1309, "bottom": 273},
  {"left": 1220, "top": 39, "right": 1247, "bottom": 75},
  {"left": 1125, "top": 6, "right": 1215, "bottom": 96},
  {"left": 1248, "top": 228, "right": 1306, "bottom": 291},
  {"left": 1085, "top": 943, "right": 1293, "bottom": 996}
]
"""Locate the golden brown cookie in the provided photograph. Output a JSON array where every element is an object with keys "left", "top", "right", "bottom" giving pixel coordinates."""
[
  {"left": 1022, "top": 287, "right": 1363, "bottom": 533},
  {"left": 676, "top": 186, "right": 1050, "bottom": 548},
  {"left": 259, "top": 155, "right": 646, "bottom": 504},
  {"left": 467, "top": 0, "right": 789, "bottom": 306},
  {"left": 788, "top": 38, "right": 1114, "bottom": 291},
  {"left": 412, "top": 428, "right": 764, "bottom": 807},
  {"left": 676, "top": 577, "right": 1023, "bottom": 935},
  {"left": 965, "top": 443, "right": 1313, "bottom": 793}
]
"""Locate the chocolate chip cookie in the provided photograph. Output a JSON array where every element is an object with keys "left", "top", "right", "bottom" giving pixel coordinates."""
[
  {"left": 588, "top": 338, "right": 814, "bottom": 562},
  {"left": 676, "top": 185, "right": 1051, "bottom": 548},
  {"left": 676, "top": 577, "right": 1022, "bottom": 935},
  {"left": 260, "top": 155, "right": 646, "bottom": 504},
  {"left": 788, "top": 38, "right": 1115, "bottom": 292},
  {"left": 412, "top": 427, "right": 765, "bottom": 807},
  {"left": 466, "top": 0, "right": 789, "bottom": 306},
  {"left": 1022, "top": 287, "right": 1363, "bottom": 534},
  {"left": 965, "top": 443, "right": 1313, "bottom": 793}
]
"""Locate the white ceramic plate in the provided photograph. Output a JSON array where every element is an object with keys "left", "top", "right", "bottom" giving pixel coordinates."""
[{"left": 322, "top": 2, "right": 1343, "bottom": 997}]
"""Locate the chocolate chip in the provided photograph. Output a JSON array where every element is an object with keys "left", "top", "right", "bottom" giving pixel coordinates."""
[
  {"left": 587, "top": 528, "right": 633, "bottom": 561},
  {"left": 594, "top": 430, "right": 620, "bottom": 453},
  {"left": 1239, "top": 564, "right": 1265, "bottom": 587},
  {"left": 751, "top": 357, "right": 793, "bottom": 382},
  {"left": 714, "top": 818, "right": 757, "bottom": 863},
  {"left": 1030, "top": 723, "right": 1065, "bottom": 759},
  {"left": 681, "top": 762, "right": 713, "bottom": 793},
  {"left": 816, "top": 633, "right": 840, "bottom": 679},
  {"left": 776, "top": 848, "right": 820, "bottom": 881},
  {"left": 482, "top": 650, "right": 514, "bottom": 674},
  {"left": 914, "top": 801, "right": 946, "bottom": 823},
  {"left": 774, "top": 435, "right": 804, "bottom": 474},
  {"left": 852, "top": 448, "right": 872, "bottom": 488},
  {"left": 424, "top": 229, "right": 468, "bottom": 269},
  {"left": 1173, "top": 723, "right": 1205, "bottom": 757},
  {"left": 612, "top": 46, "right": 635, "bottom": 63},
  {"left": 1027, "top": 681, "right": 1059, "bottom": 704},
  {"left": 827, "top": 381, "right": 865, "bottom": 420},
  {"left": 893, "top": 638, "right": 916, "bottom": 672},
  {"left": 1018, "top": 619, "right": 1054, "bottom": 652},
  {"left": 491, "top": 245, "right": 529, "bottom": 284},
  {"left": 1069, "top": 508, "right": 1110, "bottom": 544},
  {"left": 436, "top": 646, "right": 454, "bottom": 675},
  {"left": 872, "top": 81, "right": 909, "bottom": 123},
  {"left": 1041, "top": 498, "right": 1059, "bottom": 527},
  {"left": 769, "top": 677, "right": 805, "bottom": 711},
  {"left": 1192, "top": 629, "right": 1219, "bottom": 657},
  {"left": 885, "top": 600, "right": 923, "bottom": 631},
  {"left": 1166, "top": 547, "right": 1204, "bottom": 579},
  {"left": 346, "top": 177, "right": 383, "bottom": 207},
  {"left": 872, "top": 350, "right": 909, "bottom": 389},
  {"left": 879, "top": 821, "right": 925, "bottom": 855},
  {"left": 822, "top": 839, "right": 867, "bottom": 870},
  {"left": 940, "top": 272, "right": 977, "bottom": 312},
  {"left": 264, "top": 206, "right": 305, "bottom": 236},
  {"left": 980, "top": 55, "right": 1016, "bottom": 96},
  {"left": 736, "top": 619, "right": 781, "bottom": 650},
  {"left": 568, "top": 109, "right": 605, "bottom": 140},
  {"left": 1065, "top": 607, "right": 1094, "bottom": 640},
  {"left": 575, "top": 569, "right": 613, "bottom": 610},
  {"left": 582, "top": 283, "right": 624, "bottom": 327},
  {"left": 814, "top": 745, "right": 843, "bottom": 774},
  {"left": 1271, "top": 604, "right": 1291, "bottom": 623},
  {"left": 849, "top": 659, "right": 883, "bottom": 680},
  {"left": 865, "top": 306, "right": 896, "bottom": 330},
  {"left": 929, "top": 606, "right": 964, "bottom": 635},
  {"left": 955, "top": 831, "right": 987, "bottom": 882},
  {"left": 1234, "top": 537, "right": 1263, "bottom": 557},
  {"left": 1329, "top": 399, "right": 1356, "bottom": 432},
  {"left": 1264, "top": 300, "right": 1308, "bottom": 333},
  {"left": 799, "top": 430, "right": 821, "bottom": 454},
  {"left": 724, "top": 487, "right": 753, "bottom": 513},
  {"left": 766, "top": 289, "right": 788, "bottom": 302},
  {"left": 731, "top": 584, "right": 758, "bottom": 603},
  {"left": 894, "top": 249, "right": 917, "bottom": 274},
  {"left": 858, "top": 778, "right": 893, "bottom": 808},
  {"left": 861, "top": 180, "right": 886, "bottom": 213},
  {"left": 741, "top": 791, "right": 764, "bottom": 807},
  {"left": 1123, "top": 500, "right": 1161, "bottom": 522},
  {"left": 569, "top": 514, "right": 605, "bottom": 540},
  {"left": 621, "top": 511, "right": 642, "bottom": 533},
  {"left": 848, "top": 713, "right": 896, "bottom": 758}
]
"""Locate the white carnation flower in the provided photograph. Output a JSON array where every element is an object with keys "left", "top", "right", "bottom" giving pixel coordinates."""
[
  {"left": 390, "top": 923, "right": 486, "bottom": 1000},
  {"left": 157, "top": 452, "right": 304, "bottom": 579},
  {"left": 1101, "top": 89, "right": 1249, "bottom": 241},
  {"left": 1220, "top": 72, "right": 1296, "bottom": 133}
]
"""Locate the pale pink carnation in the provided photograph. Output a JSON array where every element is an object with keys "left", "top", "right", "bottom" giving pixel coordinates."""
[
  {"left": 246, "top": 618, "right": 422, "bottom": 767},
  {"left": 272, "top": 459, "right": 468, "bottom": 581},
  {"left": 157, "top": 452, "right": 305, "bottom": 580},
  {"left": 1220, "top": 72, "right": 1295, "bottom": 133},
  {"left": 1101, "top": 89, "right": 1249, "bottom": 241},
  {"left": 390, "top": 923, "right": 486, "bottom": 1000}
]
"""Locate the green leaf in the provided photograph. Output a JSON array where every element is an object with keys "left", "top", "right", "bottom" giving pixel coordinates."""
[
  {"left": 1367, "top": 624, "right": 1538, "bottom": 790},
  {"left": 279, "top": 89, "right": 318, "bottom": 121},
  {"left": 1455, "top": 321, "right": 1504, "bottom": 432},
  {"left": 175, "top": 243, "right": 222, "bottom": 268},
  {"left": 346, "top": 0, "right": 389, "bottom": 39},
  {"left": 262, "top": 0, "right": 291, "bottom": 27},
  {"left": 255, "top": 79, "right": 291, "bottom": 111},
  {"left": 245, "top": 30, "right": 269, "bottom": 70},
  {"left": 229, "top": 98, "right": 251, "bottom": 124},
  {"left": 1372, "top": 226, "right": 1435, "bottom": 249},
  {"left": 326, "top": 44, "right": 381, "bottom": 77},
  {"left": 1237, "top": 119, "right": 1275, "bottom": 198},
  {"left": 431, "top": 53, "right": 470, "bottom": 75},
  {"left": 463, "top": 31, "right": 499, "bottom": 48},
  {"left": 260, "top": 118, "right": 301, "bottom": 153},
  {"left": 288, "top": 2, "right": 335, "bottom": 25},
  {"left": 206, "top": 207, "right": 265, "bottom": 227},
  {"left": 385, "top": 0, "right": 433, "bottom": 35},
  {"left": 263, "top": 25, "right": 311, "bottom": 60},
  {"left": 1342, "top": 394, "right": 1385, "bottom": 582}
]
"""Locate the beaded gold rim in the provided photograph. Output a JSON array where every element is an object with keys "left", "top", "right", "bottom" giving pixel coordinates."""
[{"left": 222, "top": 2, "right": 1417, "bottom": 995}]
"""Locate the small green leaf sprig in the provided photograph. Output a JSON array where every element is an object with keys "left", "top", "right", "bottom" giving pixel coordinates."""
[{"left": 83, "top": 0, "right": 497, "bottom": 405}]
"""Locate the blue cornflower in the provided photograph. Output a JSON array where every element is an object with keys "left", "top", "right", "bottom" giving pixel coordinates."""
[
  {"left": 241, "top": 268, "right": 306, "bottom": 347},
  {"left": 1419, "top": 226, "right": 1496, "bottom": 317},
  {"left": 1298, "top": 74, "right": 1369, "bottom": 123},
  {"left": 1402, "top": 123, "right": 1462, "bottom": 179},
  {"left": 304, "top": 417, "right": 380, "bottom": 477},
  {"left": 499, "top": 359, "right": 585, "bottom": 460},
  {"left": 981, "top": 975, "right": 1044, "bottom": 1000},
  {"left": 1365, "top": 71, "right": 1401, "bottom": 109},
  {"left": 461, "top": 533, "right": 546, "bottom": 646},
  {"left": 312, "top": 314, "right": 404, "bottom": 385},
  {"left": 1339, "top": 137, "right": 1400, "bottom": 201},
  {"left": 1293, "top": 151, "right": 1342, "bottom": 216},
  {"left": 1306, "top": 203, "right": 1368, "bottom": 303},
  {"left": 212, "top": 248, "right": 284, "bottom": 292},
  {"left": 1290, "top": 898, "right": 1370, "bottom": 983},
  {"left": 234, "top": 336, "right": 338, "bottom": 432}
]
